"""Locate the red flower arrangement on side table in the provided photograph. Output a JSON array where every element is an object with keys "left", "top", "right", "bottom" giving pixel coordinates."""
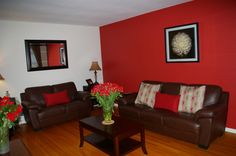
[
  {"left": 0, "top": 96, "right": 22, "bottom": 128},
  {"left": 0, "top": 96, "right": 22, "bottom": 154},
  {"left": 91, "top": 82, "right": 123, "bottom": 125}
]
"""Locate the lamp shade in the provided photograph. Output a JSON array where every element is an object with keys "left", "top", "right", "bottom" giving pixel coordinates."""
[
  {"left": 0, "top": 74, "right": 4, "bottom": 80},
  {"left": 89, "top": 61, "right": 101, "bottom": 71}
]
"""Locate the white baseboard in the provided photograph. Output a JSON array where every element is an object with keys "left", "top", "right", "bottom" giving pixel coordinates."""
[{"left": 225, "top": 127, "right": 236, "bottom": 134}]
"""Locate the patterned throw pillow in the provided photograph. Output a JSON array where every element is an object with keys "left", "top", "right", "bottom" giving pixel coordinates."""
[
  {"left": 178, "top": 85, "right": 206, "bottom": 113},
  {"left": 135, "top": 82, "right": 161, "bottom": 108}
]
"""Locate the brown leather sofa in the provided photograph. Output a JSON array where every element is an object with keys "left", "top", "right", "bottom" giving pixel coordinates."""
[
  {"left": 20, "top": 82, "right": 92, "bottom": 130},
  {"left": 118, "top": 80, "right": 229, "bottom": 148}
]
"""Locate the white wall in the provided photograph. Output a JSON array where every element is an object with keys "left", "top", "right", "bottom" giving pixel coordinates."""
[{"left": 0, "top": 20, "right": 103, "bottom": 102}]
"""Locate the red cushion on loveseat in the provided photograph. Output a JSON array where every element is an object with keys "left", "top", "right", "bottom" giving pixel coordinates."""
[
  {"left": 154, "top": 92, "right": 180, "bottom": 112},
  {"left": 43, "top": 90, "right": 70, "bottom": 106}
]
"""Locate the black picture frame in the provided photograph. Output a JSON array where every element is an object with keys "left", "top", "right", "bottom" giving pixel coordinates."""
[
  {"left": 25, "top": 40, "right": 69, "bottom": 71},
  {"left": 164, "top": 23, "right": 199, "bottom": 63},
  {"left": 86, "top": 79, "right": 94, "bottom": 86}
]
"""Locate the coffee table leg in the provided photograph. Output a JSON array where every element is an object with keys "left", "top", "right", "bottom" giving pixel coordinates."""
[
  {"left": 141, "top": 128, "right": 147, "bottom": 154},
  {"left": 113, "top": 137, "right": 119, "bottom": 156},
  {"left": 79, "top": 125, "right": 84, "bottom": 147}
]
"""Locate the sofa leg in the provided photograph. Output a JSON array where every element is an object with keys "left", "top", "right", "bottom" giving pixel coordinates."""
[{"left": 198, "top": 144, "right": 209, "bottom": 149}]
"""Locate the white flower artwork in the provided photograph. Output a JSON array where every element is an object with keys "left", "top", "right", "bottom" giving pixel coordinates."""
[
  {"left": 171, "top": 32, "right": 192, "bottom": 57},
  {"left": 165, "top": 23, "right": 199, "bottom": 62}
]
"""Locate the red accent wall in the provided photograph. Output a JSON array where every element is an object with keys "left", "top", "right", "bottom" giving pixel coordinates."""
[
  {"left": 47, "top": 43, "right": 62, "bottom": 66},
  {"left": 100, "top": 0, "right": 236, "bottom": 129}
]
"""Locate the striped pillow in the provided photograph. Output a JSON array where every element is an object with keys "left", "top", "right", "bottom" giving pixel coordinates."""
[
  {"left": 178, "top": 85, "right": 206, "bottom": 113},
  {"left": 135, "top": 82, "right": 161, "bottom": 108}
]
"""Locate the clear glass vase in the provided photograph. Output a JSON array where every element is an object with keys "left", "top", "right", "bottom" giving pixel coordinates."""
[
  {"left": 0, "top": 126, "right": 10, "bottom": 154},
  {"left": 102, "top": 105, "right": 114, "bottom": 125}
]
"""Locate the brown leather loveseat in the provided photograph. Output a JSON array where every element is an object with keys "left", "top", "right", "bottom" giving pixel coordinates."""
[
  {"left": 118, "top": 80, "right": 229, "bottom": 148},
  {"left": 21, "top": 82, "right": 92, "bottom": 130}
]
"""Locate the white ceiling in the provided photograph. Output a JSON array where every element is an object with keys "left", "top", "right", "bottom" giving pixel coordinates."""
[{"left": 0, "top": 0, "right": 191, "bottom": 26}]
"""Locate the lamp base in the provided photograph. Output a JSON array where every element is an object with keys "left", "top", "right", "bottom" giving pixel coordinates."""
[{"left": 94, "top": 81, "right": 99, "bottom": 85}]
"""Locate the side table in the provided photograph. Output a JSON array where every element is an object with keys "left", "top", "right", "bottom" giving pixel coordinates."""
[
  {"left": 82, "top": 86, "right": 98, "bottom": 107},
  {"left": 83, "top": 85, "right": 91, "bottom": 92}
]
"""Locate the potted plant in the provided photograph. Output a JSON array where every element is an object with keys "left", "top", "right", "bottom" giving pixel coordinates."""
[
  {"left": 0, "top": 96, "right": 22, "bottom": 154},
  {"left": 91, "top": 82, "right": 123, "bottom": 125}
]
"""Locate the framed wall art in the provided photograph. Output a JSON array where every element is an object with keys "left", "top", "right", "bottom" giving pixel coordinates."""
[
  {"left": 164, "top": 23, "right": 199, "bottom": 63},
  {"left": 86, "top": 79, "right": 94, "bottom": 86},
  {"left": 25, "top": 40, "right": 69, "bottom": 71}
]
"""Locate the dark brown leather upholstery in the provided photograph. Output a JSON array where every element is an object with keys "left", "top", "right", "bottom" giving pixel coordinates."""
[
  {"left": 118, "top": 80, "right": 229, "bottom": 148},
  {"left": 52, "top": 82, "right": 78, "bottom": 101},
  {"left": 21, "top": 82, "right": 92, "bottom": 130}
]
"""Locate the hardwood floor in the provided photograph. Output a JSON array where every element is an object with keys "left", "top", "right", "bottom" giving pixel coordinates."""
[{"left": 13, "top": 121, "right": 236, "bottom": 156}]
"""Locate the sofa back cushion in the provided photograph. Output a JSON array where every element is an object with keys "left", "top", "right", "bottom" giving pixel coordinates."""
[
  {"left": 142, "top": 80, "right": 222, "bottom": 108},
  {"left": 160, "top": 82, "right": 182, "bottom": 95},
  {"left": 52, "top": 82, "right": 78, "bottom": 101},
  {"left": 43, "top": 90, "right": 70, "bottom": 107},
  {"left": 25, "top": 85, "right": 53, "bottom": 106},
  {"left": 202, "top": 85, "right": 222, "bottom": 107},
  {"left": 135, "top": 82, "right": 161, "bottom": 108}
]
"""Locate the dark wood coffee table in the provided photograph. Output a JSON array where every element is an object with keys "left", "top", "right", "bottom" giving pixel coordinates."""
[{"left": 79, "top": 116, "right": 147, "bottom": 156}]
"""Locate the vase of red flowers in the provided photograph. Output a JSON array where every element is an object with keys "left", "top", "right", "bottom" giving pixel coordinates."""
[
  {"left": 91, "top": 82, "right": 123, "bottom": 125},
  {"left": 0, "top": 96, "right": 22, "bottom": 154}
]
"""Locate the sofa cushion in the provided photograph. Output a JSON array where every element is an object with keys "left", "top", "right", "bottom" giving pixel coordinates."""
[
  {"left": 53, "top": 82, "right": 78, "bottom": 101},
  {"left": 37, "top": 104, "right": 67, "bottom": 128},
  {"left": 135, "top": 82, "right": 161, "bottom": 108},
  {"left": 154, "top": 92, "right": 180, "bottom": 112},
  {"left": 66, "top": 100, "right": 91, "bottom": 120},
  {"left": 163, "top": 113, "right": 199, "bottom": 134},
  {"left": 163, "top": 113, "right": 200, "bottom": 144},
  {"left": 178, "top": 85, "right": 206, "bottom": 113},
  {"left": 140, "top": 108, "right": 174, "bottom": 132},
  {"left": 43, "top": 90, "right": 70, "bottom": 107},
  {"left": 38, "top": 104, "right": 66, "bottom": 120},
  {"left": 119, "top": 104, "right": 145, "bottom": 122},
  {"left": 66, "top": 100, "right": 88, "bottom": 112},
  {"left": 25, "top": 85, "right": 53, "bottom": 106}
]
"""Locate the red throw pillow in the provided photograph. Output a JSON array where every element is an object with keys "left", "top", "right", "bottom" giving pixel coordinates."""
[
  {"left": 154, "top": 92, "right": 180, "bottom": 112},
  {"left": 43, "top": 90, "right": 70, "bottom": 107}
]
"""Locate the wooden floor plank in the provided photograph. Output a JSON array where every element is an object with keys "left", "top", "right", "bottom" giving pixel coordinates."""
[{"left": 13, "top": 121, "right": 236, "bottom": 156}]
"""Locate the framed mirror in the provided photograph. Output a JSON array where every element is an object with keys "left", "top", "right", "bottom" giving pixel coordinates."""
[{"left": 24, "top": 40, "right": 68, "bottom": 72}]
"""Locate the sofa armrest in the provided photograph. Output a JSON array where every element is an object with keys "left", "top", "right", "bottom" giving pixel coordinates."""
[
  {"left": 21, "top": 101, "right": 43, "bottom": 111},
  {"left": 194, "top": 105, "right": 219, "bottom": 120},
  {"left": 194, "top": 92, "right": 229, "bottom": 121},
  {"left": 117, "top": 92, "right": 137, "bottom": 105},
  {"left": 76, "top": 91, "right": 93, "bottom": 112},
  {"left": 194, "top": 92, "right": 229, "bottom": 148},
  {"left": 77, "top": 91, "right": 91, "bottom": 101}
]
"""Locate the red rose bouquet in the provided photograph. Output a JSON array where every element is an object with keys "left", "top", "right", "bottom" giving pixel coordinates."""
[
  {"left": 0, "top": 96, "right": 22, "bottom": 154},
  {"left": 0, "top": 96, "right": 22, "bottom": 128},
  {"left": 91, "top": 82, "right": 123, "bottom": 124}
]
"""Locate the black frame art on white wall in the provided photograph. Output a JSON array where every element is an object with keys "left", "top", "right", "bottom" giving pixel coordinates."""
[{"left": 164, "top": 23, "right": 199, "bottom": 63}]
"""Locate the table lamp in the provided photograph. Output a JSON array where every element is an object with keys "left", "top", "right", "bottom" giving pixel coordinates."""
[{"left": 89, "top": 61, "right": 101, "bottom": 84}]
